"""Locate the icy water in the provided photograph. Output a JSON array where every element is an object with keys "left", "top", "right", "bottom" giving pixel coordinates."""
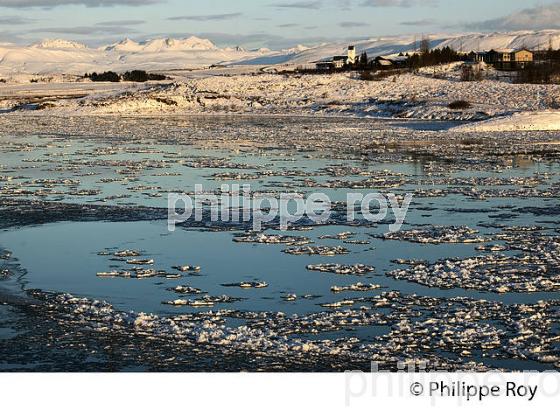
[{"left": 0, "top": 116, "right": 558, "bottom": 371}]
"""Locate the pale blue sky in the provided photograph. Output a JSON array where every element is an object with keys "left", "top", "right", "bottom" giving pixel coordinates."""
[{"left": 0, "top": 0, "right": 559, "bottom": 48}]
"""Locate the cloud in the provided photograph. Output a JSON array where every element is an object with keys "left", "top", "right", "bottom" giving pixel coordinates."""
[
  {"left": 339, "top": 21, "right": 369, "bottom": 28},
  {"left": 96, "top": 19, "right": 145, "bottom": 26},
  {"left": 0, "top": 15, "right": 35, "bottom": 24},
  {"left": 0, "top": 29, "right": 29, "bottom": 43},
  {"left": 29, "top": 25, "right": 138, "bottom": 35},
  {"left": 467, "top": 4, "right": 560, "bottom": 31},
  {"left": 361, "top": 0, "right": 436, "bottom": 7},
  {"left": 335, "top": 0, "right": 353, "bottom": 10},
  {"left": 400, "top": 18, "right": 436, "bottom": 26},
  {"left": 0, "top": 0, "right": 160, "bottom": 8},
  {"left": 270, "top": 1, "right": 322, "bottom": 9},
  {"left": 167, "top": 13, "right": 242, "bottom": 21},
  {"left": 277, "top": 23, "right": 300, "bottom": 28}
]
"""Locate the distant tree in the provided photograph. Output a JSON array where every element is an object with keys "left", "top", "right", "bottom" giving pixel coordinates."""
[
  {"left": 86, "top": 71, "right": 120, "bottom": 82},
  {"left": 147, "top": 73, "right": 168, "bottom": 81},
  {"left": 420, "top": 37, "right": 430, "bottom": 55},
  {"left": 85, "top": 70, "right": 167, "bottom": 83},
  {"left": 359, "top": 51, "right": 368, "bottom": 67},
  {"left": 122, "top": 70, "right": 149, "bottom": 82},
  {"left": 407, "top": 46, "right": 464, "bottom": 69}
]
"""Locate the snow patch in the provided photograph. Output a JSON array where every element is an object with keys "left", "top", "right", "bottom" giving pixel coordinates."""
[{"left": 452, "top": 111, "right": 560, "bottom": 132}]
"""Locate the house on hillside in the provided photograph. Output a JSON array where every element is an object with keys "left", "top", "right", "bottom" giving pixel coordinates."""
[
  {"left": 482, "top": 48, "right": 534, "bottom": 70},
  {"left": 511, "top": 49, "right": 534, "bottom": 65},
  {"left": 374, "top": 55, "right": 409, "bottom": 69}
]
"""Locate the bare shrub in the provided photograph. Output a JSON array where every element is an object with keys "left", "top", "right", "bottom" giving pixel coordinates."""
[
  {"left": 461, "top": 137, "right": 484, "bottom": 146},
  {"left": 448, "top": 100, "right": 472, "bottom": 110}
]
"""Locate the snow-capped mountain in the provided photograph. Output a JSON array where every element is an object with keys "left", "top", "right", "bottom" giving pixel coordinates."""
[
  {"left": 31, "top": 39, "right": 88, "bottom": 50},
  {"left": 0, "top": 36, "right": 267, "bottom": 75},
  {"left": 102, "top": 36, "right": 216, "bottom": 53},
  {"left": 102, "top": 38, "right": 143, "bottom": 53},
  {"left": 284, "top": 44, "right": 310, "bottom": 54}
]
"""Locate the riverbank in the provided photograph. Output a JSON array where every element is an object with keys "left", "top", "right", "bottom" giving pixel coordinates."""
[{"left": 1, "top": 69, "right": 559, "bottom": 124}]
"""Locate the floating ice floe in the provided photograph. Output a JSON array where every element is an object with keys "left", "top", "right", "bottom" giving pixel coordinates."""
[
  {"left": 392, "top": 259, "right": 428, "bottom": 266},
  {"left": 283, "top": 246, "right": 349, "bottom": 256},
  {"left": 221, "top": 281, "right": 268, "bottom": 289},
  {"left": 0, "top": 250, "right": 12, "bottom": 260},
  {"left": 320, "top": 299, "right": 356, "bottom": 308},
  {"left": 475, "top": 244, "right": 507, "bottom": 252},
  {"left": 282, "top": 294, "right": 297, "bottom": 301},
  {"left": 306, "top": 264, "right": 375, "bottom": 275},
  {"left": 96, "top": 270, "right": 131, "bottom": 278},
  {"left": 172, "top": 265, "right": 201, "bottom": 273},
  {"left": 233, "top": 233, "right": 312, "bottom": 245},
  {"left": 97, "top": 268, "right": 181, "bottom": 280},
  {"left": 387, "top": 254, "right": 560, "bottom": 293},
  {"left": 331, "top": 283, "right": 381, "bottom": 293},
  {"left": 318, "top": 232, "right": 354, "bottom": 240},
  {"left": 163, "top": 295, "right": 244, "bottom": 307},
  {"left": 126, "top": 259, "right": 154, "bottom": 265},
  {"left": 169, "top": 285, "right": 205, "bottom": 295},
  {"left": 382, "top": 226, "right": 486, "bottom": 244},
  {"left": 113, "top": 249, "right": 141, "bottom": 258},
  {"left": 343, "top": 240, "right": 371, "bottom": 245}
]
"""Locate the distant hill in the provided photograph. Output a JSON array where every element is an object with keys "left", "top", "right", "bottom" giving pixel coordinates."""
[
  {"left": 1, "top": 30, "right": 559, "bottom": 75},
  {"left": 241, "top": 30, "right": 560, "bottom": 65}
]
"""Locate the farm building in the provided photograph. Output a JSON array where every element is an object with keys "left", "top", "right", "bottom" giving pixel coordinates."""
[
  {"left": 473, "top": 48, "right": 534, "bottom": 70},
  {"left": 374, "top": 55, "right": 409, "bottom": 69}
]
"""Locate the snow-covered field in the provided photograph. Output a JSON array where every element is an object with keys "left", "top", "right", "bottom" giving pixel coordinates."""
[{"left": 3, "top": 65, "right": 558, "bottom": 126}]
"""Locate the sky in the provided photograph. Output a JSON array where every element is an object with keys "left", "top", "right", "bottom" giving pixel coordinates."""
[{"left": 1, "top": 0, "right": 560, "bottom": 48}]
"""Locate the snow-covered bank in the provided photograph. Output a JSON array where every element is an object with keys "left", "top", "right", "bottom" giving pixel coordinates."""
[
  {"left": 452, "top": 111, "right": 560, "bottom": 132},
  {"left": 3, "top": 69, "right": 558, "bottom": 121}
]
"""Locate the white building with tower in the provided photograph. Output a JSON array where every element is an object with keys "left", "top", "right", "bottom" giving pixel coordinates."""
[{"left": 347, "top": 45, "right": 356, "bottom": 64}]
